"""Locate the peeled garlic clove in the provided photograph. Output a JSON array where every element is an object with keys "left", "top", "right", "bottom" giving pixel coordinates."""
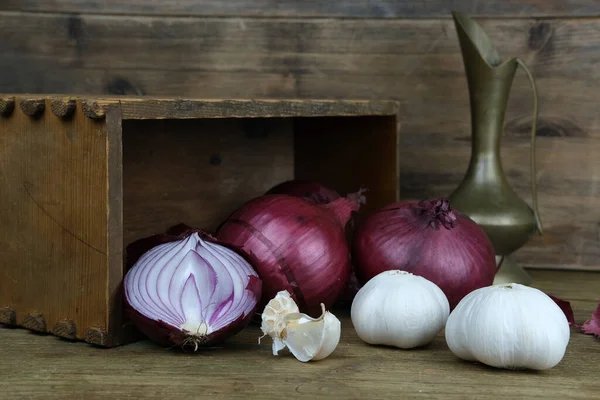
[
  {"left": 283, "top": 303, "right": 341, "bottom": 362},
  {"left": 259, "top": 290, "right": 300, "bottom": 355}
]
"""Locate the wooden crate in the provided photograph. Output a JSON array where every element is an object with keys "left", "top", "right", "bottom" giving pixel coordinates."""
[{"left": 0, "top": 95, "right": 400, "bottom": 347}]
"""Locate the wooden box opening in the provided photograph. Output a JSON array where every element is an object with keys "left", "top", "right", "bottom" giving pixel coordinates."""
[{"left": 122, "top": 116, "right": 399, "bottom": 246}]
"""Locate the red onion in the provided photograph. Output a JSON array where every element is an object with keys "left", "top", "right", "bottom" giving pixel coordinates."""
[
  {"left": 217, "top": 193, "right": 363, "bottom": 317},
  {"left": 352, "top": 198, "right": 497, "bottom": 309},
  {"left": 123, "top": 227, "right": 262, "bottom": 349},
  {"left": 265, "top": 180, "right": 367, "bottom": 305},
  {"left": 265, "top": 180, "right": 341, "bottom": 204}
]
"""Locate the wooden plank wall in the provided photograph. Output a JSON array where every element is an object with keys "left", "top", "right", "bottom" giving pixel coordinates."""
[{"left": 1, "top": 1, "right": 599, "bottom": 271}]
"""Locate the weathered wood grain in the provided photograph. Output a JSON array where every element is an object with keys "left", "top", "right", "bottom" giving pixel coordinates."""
[
  {"left": 0, "top": 14, "right": 593, "bottom": 76},
  {"left": 2, "top": 0, "right": 599, "bottom": 18},
  {"left": 0, "top": 97, "right": 110, "bottom": 342},
  {"left": 0, "top": 270, "right": 598, "bottom": 400},
  {"left": 119, "top": 98, "right": 399, "bottom": 120},
  {"left": 295, "top": 116, "right": 400, "bottom": 218},
  {"left": 105, "top": 105, "right": 127, "bottom": 345},
  {"left": 0, "top": 12, "right": 598, "bottom": 270},
  {"left": 121, "top": 118, "right": 295, "bottom": 247}
]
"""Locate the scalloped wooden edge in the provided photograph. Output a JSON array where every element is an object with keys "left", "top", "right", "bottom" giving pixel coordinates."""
[
  {"left": 50, "top": 98, "right": 77, "bottom": 118},
  {"left": 85, "top": 327, "right": 109, "bottom": 346},
  {"left": 0, "top": 307, "right": 16, "bottom": 325},
  {"left": 19, "top": 98, "right": 46, "bottom": 117},
  {"left": 52, "top": 320, "right": 77, "bottom": 340},
  {"left": 22, "top": 312, "right": 46, "bottom": 332},
  {"left": 0, "top": 97, "right": 15, "bottom": 117},
  {"left": 81, "top": 100, "right": 113, "bottom": 119}
]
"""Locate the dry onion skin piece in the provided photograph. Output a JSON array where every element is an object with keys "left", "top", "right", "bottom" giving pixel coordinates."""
[
  {"left": 548, "top": 294, "right": 576, "bottom": 325},
  {"left": 580, "top": 302, "right": 600, "bottom": 338},
  {"left": 259, "top": 291, "right": 341, "bottom": 362},
  {"left": 548, "top": 295, "right": 599, "bottom": 338}
]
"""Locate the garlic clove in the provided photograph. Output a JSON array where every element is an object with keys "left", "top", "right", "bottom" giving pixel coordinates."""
[
  {"left": 282, "top": 303, "right": 341, "bottom": 362},
  {"left": 259, "top": 292, "right": 341, "bottom": 362},
  {"left": 259, "top": 290, "right": 300, "bottom": 355},
  {"left": 310, "top": 309, "right": 342, "bottom": 361}
]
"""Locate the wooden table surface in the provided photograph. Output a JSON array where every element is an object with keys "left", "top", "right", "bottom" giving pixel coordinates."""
[{"left": 1, "top": 269, "right": 598, "bottom": 399}]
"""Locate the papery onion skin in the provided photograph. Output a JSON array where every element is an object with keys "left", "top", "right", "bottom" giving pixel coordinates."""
[
  {"left": 334, "top": 271, "right": 361, "bottom": 306},
  {"left": 124, "top": 227, "right": 262, "bottom": 349},
  {"left": 548, "top": 294, "right": 575, "bottom": 326},
  {"left": 352, "top": 198, "right": 497, "bottom": 309},
  {"left": 265, "top": 179, "right": 341, "bottom": 205},
  {"left": 579, "top": 302, "right": 600, "bottom": 337},
  {"left": 265, "top": 180, "right": 366, "bottom": 306},
  {"left": 217, "top": 193, "right": 360, "bottom": 317}
]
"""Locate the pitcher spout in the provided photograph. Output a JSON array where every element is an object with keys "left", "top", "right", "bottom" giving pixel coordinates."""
[{"left": 451, "top": 11, "right": 506, "bottom": 68}]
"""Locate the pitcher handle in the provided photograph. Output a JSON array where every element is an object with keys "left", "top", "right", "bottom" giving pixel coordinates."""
[{"left": 516, "top": 58, "right": 543, "bottom": 235}]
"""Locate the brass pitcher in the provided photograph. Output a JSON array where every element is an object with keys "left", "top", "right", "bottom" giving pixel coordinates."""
[{"left": 448, "top": 12, "right": 543, "bottom": 285}]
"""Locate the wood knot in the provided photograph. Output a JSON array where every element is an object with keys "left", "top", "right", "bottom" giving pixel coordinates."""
[
  {"left": 0, "top": 97, "right": 15, "bottom": 117},
  {"left": 20, "top": 99, "right": 46, "bottom": 118},
  {"left": 0, "top": 307, "right": 16, "bottom": 325},
  {"left": 505, "top": 116, "right": 586, "bottom": 138},
  {"left": 52, "top": 320, "right": 77, "bottom": 340},
  {"left": 528, "top": 22, "right": 553, "bottom": 52},
  {"left": 50, "top": 99, "right": 77, "bottom": 118},
  {"left": 104, "top": 77, "right": 144, "bottom": 96},
  {"left": 22, "top": 312, "right": 46, "bottom": 332},
  {"left": 209, "top": 154, "right": 222, "bottom": 165},
  {"left": 81, "top": 100, "right": 111, "bottom": 119},
  {"left": 85, "top": 327, "right": 109, "bottom": 346}
]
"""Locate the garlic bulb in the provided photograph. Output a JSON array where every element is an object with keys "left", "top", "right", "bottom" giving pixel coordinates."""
[
  {"left": 259, "top": 290, "right": 341, "bottom": 362},
  {"left": 445, "top": 283, "right": 570, "bottom": 370},
  {"left": 351, "top": 270, "right": 450, "bottom": 349}
]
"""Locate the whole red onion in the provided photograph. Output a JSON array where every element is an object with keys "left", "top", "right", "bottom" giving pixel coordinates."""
[
  {"left": 124, "top": 226, "right": 262, "bottom": 349},
  {"left": 352, "top": 198, "right": 497, "bottom": 309},
  {"left": 265, "top": 179, "right": 341, "bottom": 204},
  {"left": 265, "top": 180, "right": 367, "bottom": 305},
  {"left": 217, "top": 193, "right": 362, "bottom": 317}
]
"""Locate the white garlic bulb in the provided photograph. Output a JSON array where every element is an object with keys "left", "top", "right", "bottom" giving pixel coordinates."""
[
  {"left": 260, "top": 290, "right": 341, "bottom": 362},
  {"left": 351, "top": 270, "right": 450, "bottom": 349},
  {"left": 445, "top": 283, "right": 570, "bottom": 370}
]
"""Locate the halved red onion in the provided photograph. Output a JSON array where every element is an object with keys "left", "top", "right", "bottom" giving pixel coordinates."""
[{"left": 124, "top": 228, "right": 262, "bottom": 349}]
